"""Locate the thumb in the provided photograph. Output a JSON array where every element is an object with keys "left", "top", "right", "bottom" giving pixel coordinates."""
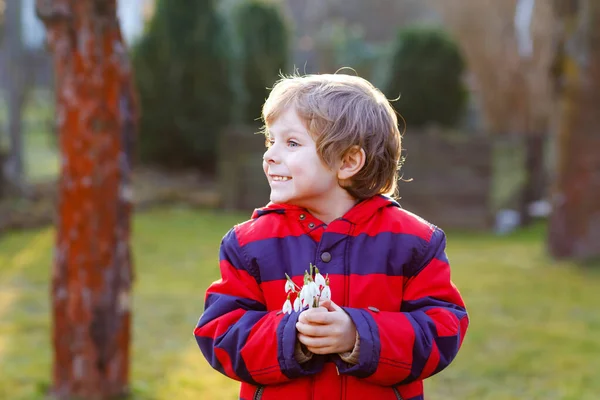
[{"left": 319, "top": 298, "right": 341, "bottom": 312}]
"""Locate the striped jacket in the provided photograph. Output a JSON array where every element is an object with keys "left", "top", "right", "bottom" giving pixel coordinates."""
[{"left": 194, "top": 195, "right": 469, "bottom": 400}]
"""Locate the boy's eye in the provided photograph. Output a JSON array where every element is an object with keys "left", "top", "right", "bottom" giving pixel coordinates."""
[
  {"left": 265, "top": 138, "right": 274, "bottom": 147},
  {"left": 288, "top": 140, "right": 299, "bottom": 147}
]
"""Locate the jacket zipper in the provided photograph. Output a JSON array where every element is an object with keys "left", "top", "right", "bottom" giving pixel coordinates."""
[
  {"left": 392, "top": 387, "right": 403, "bottom": 400},
  {"left": 253, "top": 386, "right": 264, "bottom": 400}
]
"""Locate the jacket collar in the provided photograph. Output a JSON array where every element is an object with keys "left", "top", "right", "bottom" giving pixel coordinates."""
[{"left": 251, "top": 195, "right": 400, "bottom": 225}]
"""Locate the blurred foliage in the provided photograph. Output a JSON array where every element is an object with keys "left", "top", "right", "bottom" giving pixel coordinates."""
[
  {"left": 314, "top": 20, "right": 391, "bottom": 87},
  {"left": 233, "top": 0, "right": 290, "bottom": 125},
  {"left": 131, "top": 0, "right": 234, "bottom": 173},
  {"left": 386, "top": 25, "right": 468, "bottom": 128}
]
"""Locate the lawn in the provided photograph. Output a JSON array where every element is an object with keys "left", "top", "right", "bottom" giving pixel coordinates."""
[
  {"left": 0, "top": 207, "right": 599, "bottom": 400},
  {"left": 0, "top": 89, "right": 59, "bottom": 183}
]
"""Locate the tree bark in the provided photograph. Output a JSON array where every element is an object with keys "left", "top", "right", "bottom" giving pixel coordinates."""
[
  {"left": 520, "top": 132, "right": 547, "bottom": 225},
  {"left": 548, "top": 0, "right": 600, "bottom": 260},
  {"left": 36, "top": 0, "right": 138, "bottom": 398}
]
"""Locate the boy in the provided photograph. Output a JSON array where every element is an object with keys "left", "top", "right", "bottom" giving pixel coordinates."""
[{"left": 194, "top": 74, "right": 469, "bottom": 400}]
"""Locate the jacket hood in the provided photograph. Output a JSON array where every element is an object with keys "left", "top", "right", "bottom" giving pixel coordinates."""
[{"left": 251, "top": 195, "right": 400, "bottom": 225}]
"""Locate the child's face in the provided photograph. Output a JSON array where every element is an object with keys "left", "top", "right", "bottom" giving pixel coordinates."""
[{"left": 263, "top": 107, "right": 342, "bottom": 209}]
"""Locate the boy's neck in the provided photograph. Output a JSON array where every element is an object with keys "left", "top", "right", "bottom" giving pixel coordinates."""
[{"left": 304, "top": 192, "right": 359, "bottom": 225}]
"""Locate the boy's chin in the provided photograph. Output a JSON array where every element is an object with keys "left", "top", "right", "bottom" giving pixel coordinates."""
[
  {"left": 269, "top": 191, "right": 298, "bottom": 205},
  {"left": 269, "top": 193, "right": 289, "bottom": 204}
]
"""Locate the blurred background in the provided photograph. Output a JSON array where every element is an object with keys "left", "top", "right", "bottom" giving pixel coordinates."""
[{"left": 0, "top": 0, "right": 599, "bottom": 399}]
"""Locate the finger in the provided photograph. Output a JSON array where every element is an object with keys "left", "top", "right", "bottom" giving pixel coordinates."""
[
  {"left": 306, "top": 345, "right": 336, "bottom": 355},
  {"left": 318, "top": 298, "right": 335, "bottom": 312},
  {"left": 298, "top": 307, "right": 327, "bottom": 324},
  {"left": 319, "top": 298, "right": 343, "bottom": 312},
  {"left": 296, "top": 322, "right": 328, "bottom": 337},
  {"left": 304, "top": 310, "right": 336, "bottom": 325},
  {"left": 328, "top": 300, "right": 343, "bottom": 312},
  {"left": 297, "top": 333, "right": 331, "bottom": 349},
  {"left": 304, "top": 306, "right": 329, "bottom": 314}
]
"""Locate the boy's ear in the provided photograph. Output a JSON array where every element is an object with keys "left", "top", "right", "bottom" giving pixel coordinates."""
[{"left": 337, "top": 146, "right": 366, "bottom": 180}]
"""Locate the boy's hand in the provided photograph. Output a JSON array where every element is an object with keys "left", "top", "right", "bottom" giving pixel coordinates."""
[{"left": 296, "top": 299, "right": 357, "bottom": 355}]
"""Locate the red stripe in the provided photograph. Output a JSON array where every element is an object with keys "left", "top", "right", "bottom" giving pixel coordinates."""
[
  {"left": 403, "top": 258, "right": 465, "bottom": 307},
  {"left": 195, "top": 308, "right": 246, "bottom": 339},
  {"left": 235, "top": 217, "right": 308, "bottom": 247},
  {"left": 242, "top": 312, "right": 287, "bottom": 382},
  {"left": 259, "top": 274, "right": 406, "bottom": 310},
  {"left": 214, "top": 347, "right": 242, "bottom": 381},
  {"left": 206, "top": 260, "right": 265, "bottom": 303},
  {"left": 426, "top": 308, "right": 460, "bottom": 337},
  {"left": 329, "top": 207, "right": 434, "bottom": 240},
  {"left": 459, "top": 315, "right": 469, "bottom": 347},
  {"left": 371, "top": 312, "right": 414, "bottom": 382},
  {"left": 419, "top": 340, "right": 440, "bottom": 379},
  {"left": 236, "top": 206, "right": 435, "bottom": 246}
]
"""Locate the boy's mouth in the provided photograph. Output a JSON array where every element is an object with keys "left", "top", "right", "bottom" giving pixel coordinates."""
[{"left": 270, "top": 175, "right": 291, "bottom": 182}]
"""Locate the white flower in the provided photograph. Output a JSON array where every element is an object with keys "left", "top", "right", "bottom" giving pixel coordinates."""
[
  {"left": 282, "top": 298, "right": 292, "bottom": 314},
  {"left": 308, "top": 281, "right": 319, "bottom": 298},
  {"left": 285, "top": 280, "right": 295, "bottom": 293},
  {"left": 299, "top": 285, "right": 311, "bottom": 307},
  {"left": 315, "top": 272, "right": 326, "bottom": 288},
  {"left": 293, "top": 297, "right": 301, "bottom": 312},
  {"left": 299, "top": 285, "right": 307, "bottom": 301},
  {"left": 320, "top": 285, "right": 331, "bottom": 301}
]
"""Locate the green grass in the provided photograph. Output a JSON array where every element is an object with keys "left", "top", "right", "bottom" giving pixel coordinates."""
[
  {"left": 0, "top": 209, "right": 599, "bottom": 399},
  {"left": 0, "top": 89, "right": 60, "bottom": 183}
]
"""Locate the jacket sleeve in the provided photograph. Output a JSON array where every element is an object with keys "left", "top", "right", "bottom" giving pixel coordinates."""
[
  {"left": 334, "top": 227, "right": 469, "bottom": 386},
  {"left": 194, "top": 228, "right": 325, "bottom": 385}
]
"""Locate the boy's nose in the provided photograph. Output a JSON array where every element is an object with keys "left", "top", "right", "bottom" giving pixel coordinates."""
[{"left": 263, "top": 146, "right": 279, "bottom": 164}]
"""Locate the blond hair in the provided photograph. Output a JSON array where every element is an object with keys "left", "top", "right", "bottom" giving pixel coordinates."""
[{"left": 261, "top": 73, "right": 403, "bottom": 200}]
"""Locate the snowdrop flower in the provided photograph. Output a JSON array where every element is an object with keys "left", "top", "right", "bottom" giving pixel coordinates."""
[
  {"left": 308, "top": 281, "right": 319, "bottom": 298},
  {"left": 293, "top": 297, "right": 301, "bottom": 312},
  {"left": 285, "top": 280, "right": 295, "bottom": 293},
  {"left": 315, "top": 271, "right": 326, "bottom": 288},
  {"left": 282, "top": 264, "right": 333, "bottom": 312},
  {"left": 320, "top": 285, "right": 331, "bottom": 301},
  {"left": 282, "top": 296, "right": 292, "bottom": 314},
  {"left": 299, "top": 285, "right": 309, "bottom": 307}
]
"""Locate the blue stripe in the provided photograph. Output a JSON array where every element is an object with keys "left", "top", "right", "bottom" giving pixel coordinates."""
[
  {"left": 413, "top": 228, "right": 448, "bottom": 275},
  {"left": 241, "top": 234, "right": 317, "bottom": 281},
  {"left": 213, "top": 310, "right": 266, "bottom": 384},
  {"left": 334, "top": 308, "right": 380, "bottom": 378},
  {"left": 240, "top": 232, "right": 429, "bottom": 282},
  {"left": 400, "top": 311, "right": 436, "bottom": 384},
  {"left": 401, "top": 297, "right": 467, "bottom": 320},
  {"left": 348, "top": 232, "right": 428, "bottom": 277},
  {"left": 198, "top": 293, "right": 266, "bottom": 328},
  {"left": 433, "top": 334, "right": 462, "bottom": 376},
  {"left": 196, "top": 336, "right": 227, "bottom": 376},
  {"left": 220, "top": 228, "right": 264, "bottom": 282}
]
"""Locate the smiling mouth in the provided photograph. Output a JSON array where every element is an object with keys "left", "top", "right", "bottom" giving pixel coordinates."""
[{"left": 270, "top": 175, "right": 291, "bottom": 182}]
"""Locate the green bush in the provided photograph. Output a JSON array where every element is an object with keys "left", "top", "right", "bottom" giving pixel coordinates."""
[
  {"left": 386, "top": 25, "right": 468, "bottom": 128},
  {"left": 132, "top": 0, "right": 235, "bottom": 173},
  {"left": 233, "top": 0, "right": 289, "bottom": 125}
]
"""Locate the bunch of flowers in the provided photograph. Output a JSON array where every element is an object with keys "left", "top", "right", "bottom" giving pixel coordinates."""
[{"left": 282, "top": 263, "right": 331, "bottom": 314}]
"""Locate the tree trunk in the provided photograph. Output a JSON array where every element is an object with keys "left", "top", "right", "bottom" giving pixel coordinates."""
[
  {"left": 548, "top": 0, "right": 600, "bottom": 260},
  {"left": 5, "top": 0, "right": 27, "bottom": 191},
  {"left": 36, "top": 1, "right": 138, "bottom": 398},
  {"left": 519, "top": 132, "right": 547, "bottom": 225}
]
